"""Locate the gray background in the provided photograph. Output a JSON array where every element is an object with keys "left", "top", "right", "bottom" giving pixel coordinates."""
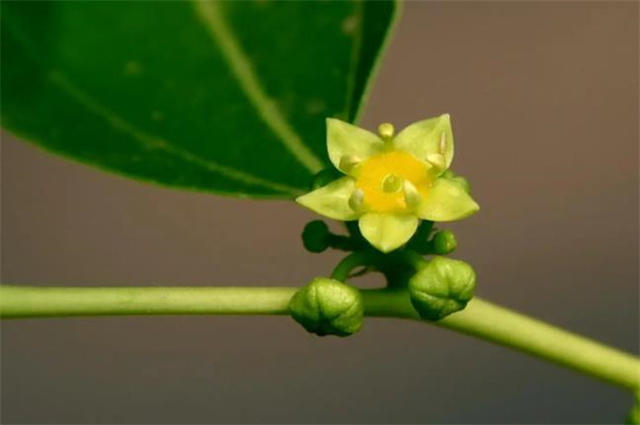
[{"left": 1, "top": 1, "right": 638, "bottom": 424}]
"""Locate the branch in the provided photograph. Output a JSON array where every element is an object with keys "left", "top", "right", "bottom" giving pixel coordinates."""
[{"left": 1, "top": 285, "right": 638, "bottom": 391}]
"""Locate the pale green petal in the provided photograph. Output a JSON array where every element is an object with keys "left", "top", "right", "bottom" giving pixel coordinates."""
[
  {"left": 358, "top": 213, "right": 419, "bottom": 253},
  {"left": 441, "top": 170, "right": 471, "bottom": 193},
  {"left": 296, "top": 177, "right": 360, "bottom": 220},
  {"left": 326, "top": 118, "right": 384, "bottom": 174},
  {"left": 393, "top": 114, "right": 454, "bottom": 170},
  {"left": 416, "top": 177, "right": 479, "bottom": 222}
]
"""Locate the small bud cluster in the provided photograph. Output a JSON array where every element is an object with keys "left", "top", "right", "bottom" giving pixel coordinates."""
[{"left": 293, "top": 216, "right": 476, "bottom": 336}]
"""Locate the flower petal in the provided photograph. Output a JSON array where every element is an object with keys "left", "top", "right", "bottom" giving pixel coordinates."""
[
  {"left": 296, "top": 177, "right": 360, "bottom": 220},
  {"left": 358, "top": 212, "right": 419, "bottom": 253},
  {"left": 416, "top": 177, "right": 479, "bottom": 222},
  {"left": 441, "top": 169, "right": 471, "bottom": 194},
  {"left": 327, "top": 118, "right": 385, "bottom": 174},
  {"left": 393, "top": 114, "right": 454, "bottom": 170}
]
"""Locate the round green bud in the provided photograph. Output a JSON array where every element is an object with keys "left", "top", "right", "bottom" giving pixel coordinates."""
[
  {"left": 289, "top": 277, "right": 364, "bottom": 337},
  {"left": 431, "top": 230, "right": 458, "bottom": 255},
  {"left": 310, "top": 168, "right": 342, "bottom": 190},
  {"left": 302, "top": 220, "right": 331, "bottom": 253},
  {"left": 408, "top": 256, "right": 476, "bottom": 321}
]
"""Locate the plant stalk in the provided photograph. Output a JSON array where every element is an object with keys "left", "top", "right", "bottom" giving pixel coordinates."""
[{"left": 1, "top": 285, "right": 638, "bottom": 391}]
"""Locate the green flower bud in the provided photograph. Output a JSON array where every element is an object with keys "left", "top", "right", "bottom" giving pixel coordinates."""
[
  {"left": 310, "top": 168, "right": 342, "bottom": 190},
  {"left": 289, "top": 277, "right": 363, "bottom": 337},
  {"left": 431, "top": 229, "right": 458, "bottom": 255},
  {"left": 408, "top": 256, "right": 476, "bottom": 320},
  {"left": 301, "top": 220, "right": 331, "bottom": 253}
]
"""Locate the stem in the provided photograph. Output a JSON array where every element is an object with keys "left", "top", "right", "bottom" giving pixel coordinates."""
[
  {"left": 1, "top": 285, "right": 638, "bottom": 390},
  {"left": 363, "top": 289, "right": 640, "bottom": 390},
  {"left": 330, "top": 251, "right": 372, "bottom": 281},
  {"left": 0, "top": 285, "right": 297, "bottom": 317},
  {"left": 328, "top": 234, "right": 362, "bottom": 251}
]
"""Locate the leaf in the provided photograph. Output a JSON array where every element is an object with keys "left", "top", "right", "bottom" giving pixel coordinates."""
[{"left": 0, "top": 0, "right": 398, "bottom": 198}]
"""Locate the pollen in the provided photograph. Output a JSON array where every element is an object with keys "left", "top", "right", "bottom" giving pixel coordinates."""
[{"left": 353, "top": 150, "right": 431, "bottom": 213}]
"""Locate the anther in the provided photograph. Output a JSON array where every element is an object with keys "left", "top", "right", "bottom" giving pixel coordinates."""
[
  {"left": 426, "top": 153, "right": 446, "bottom": 170},
  {"left": 403, "top": 180, "right": 422, "bottom": 208},
  {"left": 377, "top": 123, "right": 395, "bottom": 140},
  {"left": 348, "top": 189, "right": 365, "bottom": 212},
  {"left": 381, "top": 174, "right": 403, "bottom": 193},
  {"left": 339, "top": 155, "right": 361, "bottom": 173},
  {"left": 439, "top": 131, "right": 447, "bottom": 154}
]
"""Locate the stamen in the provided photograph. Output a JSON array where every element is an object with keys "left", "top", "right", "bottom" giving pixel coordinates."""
[
  {"left": 348, "top": 189, "right": 364, "bottom": 212},
  {"left": 377, "top": 123, "right": 395, "bottom": 140},
  {"left": 403, "top": 180, "right": 421, "bottom": 208},
  {"left": 339, "top": 155, "right": 361, "bottom": 173},
  {"left": 439, "top": 131, "right": 447, "bottom": 154},
  {"left": 381, "top": 173, "right": 403, "bottom": 193},
  {"left": 426, "top": 153, "right": 446, "bottom": 170}
]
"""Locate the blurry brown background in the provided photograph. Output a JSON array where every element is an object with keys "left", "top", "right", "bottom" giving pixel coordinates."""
[{"left": 1, "top": 1, "right": 638, "bottom": 424}]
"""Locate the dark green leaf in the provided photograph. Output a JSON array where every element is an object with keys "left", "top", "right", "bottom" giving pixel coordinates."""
[{"left": 1, "top": 0, "right": 398, "bottom": 198}]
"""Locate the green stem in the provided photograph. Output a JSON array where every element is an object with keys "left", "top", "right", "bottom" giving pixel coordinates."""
[
  {"left": 330, "top": 251, "right": 372, "bottom": 281},
  {"left": 0, "top": 285, "right": 296, "bottom": 317},
  {"left": 362, "top": 289, "right": 640, "bottom": 390},
  {"left": 1, "top": 285, "right": 638, "bottom": 390}
]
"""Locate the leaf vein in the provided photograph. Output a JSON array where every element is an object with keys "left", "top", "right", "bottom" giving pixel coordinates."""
[
  {"left": 2, "top": 12, "right": 302, "bottom": 197},
  {"left": 192, "top": 0, "right": 325, "bottom": 173},
  {"left": 47, "top": 71, "right": 303, "bottom": 196}
]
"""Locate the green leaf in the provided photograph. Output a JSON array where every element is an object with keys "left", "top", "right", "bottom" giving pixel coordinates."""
[{"left": 1, "top": 0, "right": 398, "bottom": 198}]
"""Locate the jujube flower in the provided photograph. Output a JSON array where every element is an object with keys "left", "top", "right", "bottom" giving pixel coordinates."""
[{"left": 296, "top": 114, "right": 479, "bottom": 252}]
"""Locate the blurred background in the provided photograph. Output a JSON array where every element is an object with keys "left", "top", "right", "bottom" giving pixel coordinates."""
[{"left": 1, "top": 1, "right": 638, "bottom": 423}]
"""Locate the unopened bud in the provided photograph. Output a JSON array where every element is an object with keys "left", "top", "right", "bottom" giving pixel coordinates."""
[
  {"left": 289, "top": 277, "right": 364, "bottom": 337},
  {"left": 408, "top": 256, "right": 476, "bottom": 320},
  {"left": 431, "top": 230, "right": 458, "bottom": 255},
  {"left": 310, "top": 168, "right": 342, "bottom": 190},
  {"left": 301, "top": 220, "right": 331, "bottom": 253}
]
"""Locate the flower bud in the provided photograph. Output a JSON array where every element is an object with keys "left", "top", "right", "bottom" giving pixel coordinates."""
[
  {"left": 289, "top": 277, "right": 364, "bottom": 337},
  {"left": 301, "top": 220, "right": 331, "bottom": 253},
  {"left": 431, "top": 229, "right": 458, "bottom": 255},
  {"left": 310, "top": 168, "right": 342, "bottom": 190},
  {"left": 408, "top": 256, "right": 476, "bottom": 320}
]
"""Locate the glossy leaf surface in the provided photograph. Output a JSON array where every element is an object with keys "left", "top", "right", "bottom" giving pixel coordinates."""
[{"left": 1, "top": 1, "right": 397, "bottom": 198}]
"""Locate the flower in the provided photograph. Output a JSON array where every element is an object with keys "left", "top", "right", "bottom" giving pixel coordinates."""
[{"left": 296, "top": 114, "right": 479, "bottom": 252}]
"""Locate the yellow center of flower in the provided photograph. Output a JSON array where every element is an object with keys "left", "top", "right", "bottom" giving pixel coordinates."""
[{"left": 353, "top": 150, "right": 431, "bottom": 213}]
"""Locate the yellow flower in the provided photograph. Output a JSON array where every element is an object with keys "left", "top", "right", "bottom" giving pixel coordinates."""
[{"left": 296, "top": 114, "right": 479, "bottom": 252}]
